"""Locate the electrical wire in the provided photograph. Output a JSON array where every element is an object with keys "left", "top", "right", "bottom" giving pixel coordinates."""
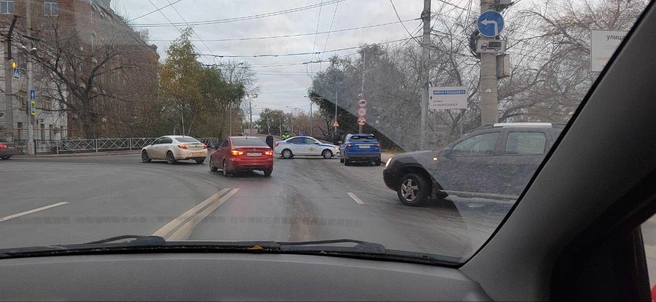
[
  {"left": 390, "top": 0, "right": 422, "bottom": 45},
  {"left": 147, "top": 18, "right": 419, "bottom": 43},
  {"left": 127, "top": 0, "right": 182, "bottom": 22},
  {"left": 148, "top": 0, "right": 207, "bottom": 61},
  {"left": 321, "top": 0, "right": 340, "bottom": 57},
  {"left": 132, "top": 0, "right": 345, "bottom": 27},
  {"left": 311, "top": 0, "right": 325, "bottom": 62},
  {"left": 165, "top": 0, "right": 215, "bottom": 59}
]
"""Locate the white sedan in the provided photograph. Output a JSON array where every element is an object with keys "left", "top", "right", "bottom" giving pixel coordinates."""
[
  {"left": 141, "top": 135, "right": 208, "bottom": 164},
  {"left": 274, "top": 136, "right": 340, "bottom": 159}
]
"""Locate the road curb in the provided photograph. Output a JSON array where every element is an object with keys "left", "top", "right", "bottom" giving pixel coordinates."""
[{"left": 16, "top": 150, "right": 141, "bottom": 158}]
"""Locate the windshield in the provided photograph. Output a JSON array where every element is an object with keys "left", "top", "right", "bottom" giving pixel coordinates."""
[{"left": 0, "top": 0, "right": 649, "bottom": 265}]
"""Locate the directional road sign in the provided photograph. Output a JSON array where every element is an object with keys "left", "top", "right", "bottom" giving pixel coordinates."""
[
  {"left": 357, "top": 108, "right": 367, "bottom": 117},
  {"left": 477, "top": 10, "right": 504, "bottom": 37},
  {"left": 358, "top": 99, "right": 367, "bottom": 107}
]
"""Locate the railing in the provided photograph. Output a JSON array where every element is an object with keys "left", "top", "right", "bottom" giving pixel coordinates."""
[{"left": 12, "top": 137, "right": 221, "bottom": 155}]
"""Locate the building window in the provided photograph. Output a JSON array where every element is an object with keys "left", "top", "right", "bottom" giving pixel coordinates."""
[
  {"left": 90, "top": 7, "right": 95, "bottom": 23},
  {"left": 49, "top": 124, "right": 54, "bottom": 140},
  {"left": 40, "top": 124, "right": 45, "bottom": 141},
  {"left": 44, "top": 0, "right": 59, "bottom": 16},
  {"left": 1, "top": 1, "right": 14, "bottom": 14},
  {"left": 91, "top": 33, "right": 96, "bottom": 52}
]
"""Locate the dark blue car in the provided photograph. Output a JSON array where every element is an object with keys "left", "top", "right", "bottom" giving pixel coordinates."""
[{"left": 339, "top": 134, "right": 382, "bottom": 166}]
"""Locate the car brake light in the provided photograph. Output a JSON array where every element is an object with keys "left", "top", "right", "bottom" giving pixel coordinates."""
[
  {"left": 0, "top": 144, "right": 6, "bottom": 149},
  {"left": 178, "top": 144, "right": 187, "bottom": 149},
  {"left": 347, "top": 143, "right": 354, "bottom": 147},
  {"left": 264, "top": 150, "right": 273, "bottom": 156},
  {"left": 231, "top": 150, "right": 244, "bottom": 156}
]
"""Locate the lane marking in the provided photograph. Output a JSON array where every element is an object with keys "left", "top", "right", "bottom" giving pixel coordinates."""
[
  {"left": 167, "top": 188, "right": 240, "bottom": 240},
  {"left": 153, "top": 188, "right": 230, "bottom": 238},
  {"left": 0, "top": 202, "right": 69, "bottom": 223},
  {"left": 347, "top": 192, "right": 366, "bottom": 205}
]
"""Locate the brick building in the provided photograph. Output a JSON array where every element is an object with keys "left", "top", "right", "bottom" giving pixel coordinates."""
[{"left": 0, "top": 0, "right": 158, "bottom": 144}]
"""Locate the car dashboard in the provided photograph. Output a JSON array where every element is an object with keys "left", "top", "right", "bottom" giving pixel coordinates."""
[{"left": 0, "top": 253, "right": 491, "bottom": 301}]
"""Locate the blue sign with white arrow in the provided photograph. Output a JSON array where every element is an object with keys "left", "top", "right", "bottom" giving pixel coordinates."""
[
  {"left": 477, "top": 10, "right": 504, "bottom": 37},
  {"left": 12, "top": 68, "right": 19, "bottom": 79}
]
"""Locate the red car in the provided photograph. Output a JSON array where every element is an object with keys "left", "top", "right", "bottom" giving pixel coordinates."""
[{"left": 209, "top": 136, "right": 274, "bottom": 176}]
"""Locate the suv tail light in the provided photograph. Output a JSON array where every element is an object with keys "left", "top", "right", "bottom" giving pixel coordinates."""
[
  {"left": 374, "top": 143, "right": 380, "bottom": 147},
  {"left": 346, "top": 143, "right": 354, "bottom": 147}
]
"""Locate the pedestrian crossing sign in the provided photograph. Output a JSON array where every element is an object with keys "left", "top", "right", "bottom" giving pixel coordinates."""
[{"left": 12, "top": 68, "right": 19, "bottom": 79}]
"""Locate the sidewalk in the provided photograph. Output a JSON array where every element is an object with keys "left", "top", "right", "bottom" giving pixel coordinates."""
[{"left": 16, "top": 150, "right": 141, "bottom": 158}]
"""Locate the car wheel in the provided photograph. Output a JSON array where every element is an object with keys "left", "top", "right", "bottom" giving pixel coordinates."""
[
  {"left": 222, "top": 161, "right": 231, "bottom": 177},
  {"left": 0, "top": 156, "right": 11, "bottom": 160},
  {"left": 374, "top": 159, "right": 382, "bottom": 166},
  {"left": 141, "top": 151, "right": 151, "bottom": 163},
  {"left": 344, "top": 159, "right": 351, "bottom": 166},
  {"left": 397, "top": 173, "right": 430, "bottom": 207},
  {"left": 322, "top": 150, "right": 333, "bottom": 159},
  {"left": 263, "top": 168, "right": 272, "bottom": 177},
  {"left": 281, "top": 149, "right": 293, "bottom": 159},
  {"left": 209, "top": 158, "right": 218, "bottom": 172},
  {"left": 195, "top": 159, "right": 205, "bottom": 164},
  {"left": 339, "top": 157, "right": 344, "bottom": 163},
  {"left": 166, "top": 151, "right": 177, "bottom": 164}
]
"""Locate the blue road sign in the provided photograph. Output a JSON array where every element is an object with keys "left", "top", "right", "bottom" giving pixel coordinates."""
[
  {"left": 12, "top": 68, "right": 19, "bottom": 79},
  {"left": 30, "top": 90, "right": 36, "bottom": 100},
  {"left": 477, "top": 10, "right": 504, "bottom": 37}
]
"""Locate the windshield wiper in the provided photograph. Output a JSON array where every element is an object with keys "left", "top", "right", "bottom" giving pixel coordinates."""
[{"left": 276, "top": 239, "right": 386, "bottom": 254}]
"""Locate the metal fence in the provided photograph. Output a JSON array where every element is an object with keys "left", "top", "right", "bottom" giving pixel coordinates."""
[{"left": 12, "top": 137, "right": 221, "bottom": 155}]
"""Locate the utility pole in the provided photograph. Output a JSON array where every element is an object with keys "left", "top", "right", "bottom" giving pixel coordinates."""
[
  {"left": 359, "top": 50, "right": 365, "bottom": 134},
  {"left": 480, "top": 0, "right": 499, "bottom": 125},
  {"left": 3, "top": 16, "right": 17, "bottom": 142},
  {"left": 248, "top": 98, "right": 252, "bottom": 134},
  {"left": 26, "top": 1, "right": 35, "bottom": 155},
  {"left": 309, "top": 101, "right": 313, "bottom": 137},
  {"left": 419, "top": 0, "right": 431, "bottom": 150},
  {"left": 334, "top": 84, "right": 338, "bottom": 136},
  {"left": 228, "top": 103, "right": 232, "bottom": 136}
]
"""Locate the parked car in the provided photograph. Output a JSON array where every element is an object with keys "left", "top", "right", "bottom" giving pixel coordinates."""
[
  {"left": 339, "top": 134, "right": 382, "bottom": 166},
  {"left": 141, "top": 135, "right": 207, "bottom": 164},
  {"left": 0, "top": 138, "right": 18, "bottom": 160},
  {"left": 383, "top": 123, "right": 565, "bottom": 206},
  {"left": 210, "top": 136, "right": 273, "bottom": 176},
  {"left": 274, "top": 136, "right": 339, "bottom": 159}
]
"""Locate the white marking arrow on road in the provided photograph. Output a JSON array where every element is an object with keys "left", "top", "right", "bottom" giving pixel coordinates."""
[{"left": 481, "top": 19, "right": 499, "bottom": 36}]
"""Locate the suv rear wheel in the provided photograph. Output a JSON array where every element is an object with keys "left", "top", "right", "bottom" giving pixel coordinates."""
[{"left": 397, "top": 173, "right": 430, "bottom": 206}]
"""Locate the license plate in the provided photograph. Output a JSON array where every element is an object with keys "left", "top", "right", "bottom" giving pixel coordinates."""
[
  {"left": 193, "top": 152, "right": 206, "bottom": 157},
  {"left": 246, "top": 152, "right": 262, "bottom": 157},
  {"left": 359, "top": 145, "right": 370, "bottom": 149}
]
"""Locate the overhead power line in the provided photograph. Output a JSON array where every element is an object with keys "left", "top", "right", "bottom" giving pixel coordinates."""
[
  {"left": 148, "top": 0, "right": 208, "bottom": 61},
  {"left": 165, "top": 0, "right": 215, "bottom": 58},
  {"left": 148, "top": 18, "right": 419, "bottom": 42},
  {"left": 390, "top": 0, "right": 422, "bottom": 45},
  {"left": 322, "top": 0, "right": 340, "bottom": 54},
  {"left": 127, "top": 0, "right": 182, "bottom": 22},
  {"left": 311, "top": 0, "right": 325, "bottom": 62},
  {"left": 435, "top": 0, "right": 469, "bottom": 11},
  {"left": 132, "top": 0, "right": 346, "bottom": 27},
  {"left": 194, "top": 37, "right": 416, "bottom": 58}
]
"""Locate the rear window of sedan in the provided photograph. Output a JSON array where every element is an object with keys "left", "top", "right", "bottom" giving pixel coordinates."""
[
  {"left": 349, "top": 135, "right": 377, "bottom": 142},
  {"left": 176, "top": 137, "right": 201, "bottom": 143},
  {"left": 231, "top": 138, "right": 268, "bottom": 147}
]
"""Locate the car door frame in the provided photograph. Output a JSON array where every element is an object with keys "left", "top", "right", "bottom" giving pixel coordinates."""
[
  {"left": 159, "top": 137, "right": 174, "bottom": 158},
  {"left": 149, "top": 137, "right": 164, "bottom": 159},
  {"left": 304, "top": 137, "right": 320, "bottom": 156},
  {"left": 495, "top": 128, "right": 551, "bottom": 196},
  {"left": 215, "top": 138, "right": 231, "bottom": 165}
]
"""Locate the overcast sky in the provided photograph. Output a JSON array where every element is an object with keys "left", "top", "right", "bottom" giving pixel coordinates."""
[{"left": 115, "top": 0, "right": 482, "bottom": 114}]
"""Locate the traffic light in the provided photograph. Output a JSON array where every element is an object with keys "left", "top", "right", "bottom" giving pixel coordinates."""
[
  {"left": 11, "top": 61, "right": 17, "bottom": 69},
  {"left": 30, "top": 100, "right": 36, "bottom": 116}
]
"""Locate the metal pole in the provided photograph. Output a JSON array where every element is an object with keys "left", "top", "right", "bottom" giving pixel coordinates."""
[
  {"left": 309, "top": 101, "right": 313, "bottom": 137},
  {"left": 420, "top": 0, "right": 431, "bottom": 150},
  {"left": 359, "top": 50, "right": 365, "bottom": 134},
  {"left": 290, "top": 109, "right": 293, "bottom": 135},
  {"left": 480, "top": 0, "right": 499, "bottom": 125},
  {"left": 26, "top": 2, "right": 35, "bottom": 155},
  {"left": 334, "top": 84, "right": 338, "bottom": 135},
  {"left": 228, "top": 103, "right": 232, "bottom": 136},
  {"left": 3, "top": 16, "right": 17, "bottom": 143}
]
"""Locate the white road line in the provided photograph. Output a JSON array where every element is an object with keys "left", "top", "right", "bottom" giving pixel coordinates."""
[
  {"left": 153, "top": 188, "right": 230, "bottom": 238},
  {"left": 0, "top": 202, "right": 69, "bottom": 223},
  {"left": 347, "top": 192, "right": 366, "bottom": 205},
  {"left": 167, "top": 188, "right": 240, "bottom": 241}
]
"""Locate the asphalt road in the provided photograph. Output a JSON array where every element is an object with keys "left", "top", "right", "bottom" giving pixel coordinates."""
[{"left": 0, "top": 153, "right": 653, "bottom": 284}]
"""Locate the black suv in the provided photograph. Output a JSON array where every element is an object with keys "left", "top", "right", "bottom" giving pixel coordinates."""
[{"left": 383, "top": 123, "right": 564, "bottom": 206}]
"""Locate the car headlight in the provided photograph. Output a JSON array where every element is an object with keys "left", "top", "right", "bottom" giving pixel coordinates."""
[{"left": 385, "top": 158, "right": 392, "bottom": 168}]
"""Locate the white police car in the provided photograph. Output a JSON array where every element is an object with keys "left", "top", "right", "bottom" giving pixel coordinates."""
[{"left": 274, "top": 136, "right": 340, "bottom": 159}]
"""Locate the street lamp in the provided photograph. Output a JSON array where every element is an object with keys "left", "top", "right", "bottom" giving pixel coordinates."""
[{"left": 285, "top": 106, "right": 301, "bottom": 135}]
